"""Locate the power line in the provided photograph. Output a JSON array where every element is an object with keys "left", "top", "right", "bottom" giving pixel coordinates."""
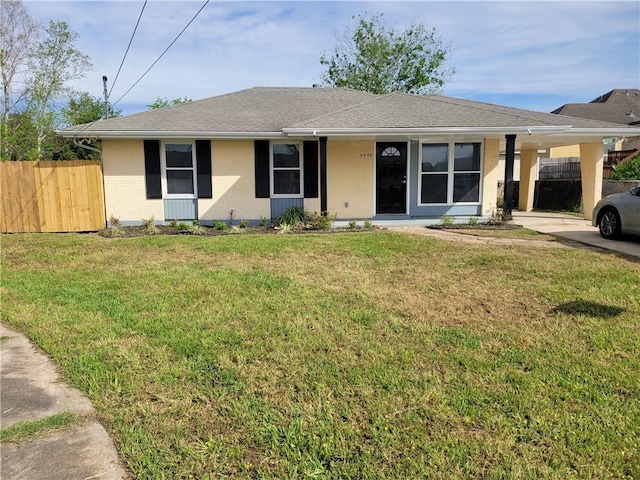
[
  {"left": 71, "top": 0, "right": 208, "bottom": 140},
  {"left": 111, "top": 0, "right": 210, "bottom": 108},
  {"left": 109, "top": 0, "right": 148, "bottom": 97}
]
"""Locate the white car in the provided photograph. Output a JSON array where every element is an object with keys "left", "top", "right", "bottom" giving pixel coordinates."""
[{"left": 592, "top": 186, "right": 640, "bottom": 239}]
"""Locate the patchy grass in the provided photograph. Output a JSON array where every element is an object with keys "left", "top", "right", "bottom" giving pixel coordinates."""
[
  {"left": 0, "top": 412, "right": 79, "bottom": 443},
  {"left": 443, "top": 228, "right": 557, "bottom": 241},
  {"left": 1, "top": 232, "right": 639, "bottom": 478}
]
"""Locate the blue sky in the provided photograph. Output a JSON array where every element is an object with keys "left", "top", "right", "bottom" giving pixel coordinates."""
[{"left": 24, "top": 0, "right": 640, "bottom": 116}]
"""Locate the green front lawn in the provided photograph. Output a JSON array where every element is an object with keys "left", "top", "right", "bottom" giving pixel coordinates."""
[{"left": 1, "top": 232, "right": 639, "bottom": 478}]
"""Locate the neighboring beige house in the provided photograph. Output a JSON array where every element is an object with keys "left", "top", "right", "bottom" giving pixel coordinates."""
[
  {"left": 549, "top": 89, "right": 640, "bottom": 157},
  {"left": 59, "top": 87, "right": 640, "bottom": 223}
]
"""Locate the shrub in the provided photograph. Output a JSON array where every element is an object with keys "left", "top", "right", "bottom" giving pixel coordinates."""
[
  {"left": 190, "top": 220, "right": 206, "bottom": 235},
  {"left": 213, "top": 221, "right": 228, "bottom": 231},
  {"left": 177, "top": 222, "right": 190, "bottom": 231},
  {"left": 107, "top": 215, "right": 125, "bottom": 237},
  {"left": 142, "top": 216, "right": 158, "bottom": 235},
  {"left": 468, "top": 216, "right": 478, "bottom": 226},
  {"left": 485, "top": 206, "right": 511, "bottom": 225},
  {"left": 274, "top": 207, "right": 334, "bottom": 231},
  {"left": 275, "top": 206, "right": 307, "bottom": 227},
  {"left": 363, "top": 219, "right": 373, "bottom": 228},
  {"left": 240, "top": 219, "right": 249, "bottom": 228},
  {"left": 277, "top": 223, "right": 292, "bottom": 234},
  {"left": 609, "top": 155, "right": 640, "bottom": 180},
  {"left": 348, "top": 219, "right": 358, "bottom": 229},
  {"left": 440, "top": 214, "right": 454, "bottom": 226},
  {"left": 306, "top": 211, "right": 334, "bottom": 230},
  {"left": 259, "top": 216, "right": 268, "bottom": 227}
]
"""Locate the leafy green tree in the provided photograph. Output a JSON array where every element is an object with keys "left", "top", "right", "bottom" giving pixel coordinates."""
[
  {"left": 62, "top": 91, "right": 120, "bottom": 126},
  {"left": 47, "top": 92, "right": 121, "bottom": 160},
  {"left": 1, "top": 111, "right": 39, "bottom": 160},
  {"left": 146, "top": 96, "right": 192, "bottom": 110},
  {"left": 609, "top": 155, "right": 640, "bottom": 180},
  {"left": 320, "top": 13, "right": 454, "bottom": 95},
  {"left": 0, "top": 0, "right": 40, "bottom": 159},
  {"left": 26, "top": 20, "right": 92, "bottom": 158},
  {"left": 1, "top": 6, "right": 93, "bottom": 161}
]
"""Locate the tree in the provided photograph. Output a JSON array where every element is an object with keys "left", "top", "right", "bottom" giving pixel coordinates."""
[
  {"left": 609, "top": 155, "right": 640, "bottom": 180},
  {"left": 49, "top": 92, "right": 121, "bottom": 160},
  {"left": 320, "top": 13, "right": 454, "bottom": 95},
  {"left": 1, "top": 3, "right": 93, "bottom": 161},
  {"left": 147, "top": 96, "right": 192, "bottom": 110},
  {"left": 0, "top": 0, "right": 40, "bottom": 158},
  {"left": 62, "top": 91, "right": 120, "bottom": 126},
  {"left": 26, "top": 20, "right": 92, "bottom": 158}
]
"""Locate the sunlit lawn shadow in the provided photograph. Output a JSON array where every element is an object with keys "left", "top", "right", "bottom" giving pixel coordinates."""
[{"left": 553, "top": 300, "right": 625, "bottom": 318}]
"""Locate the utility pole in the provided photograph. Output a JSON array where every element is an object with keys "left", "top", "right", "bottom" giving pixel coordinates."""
[{"left": 102, "top": 75, "right": 109, "bottom": 119}]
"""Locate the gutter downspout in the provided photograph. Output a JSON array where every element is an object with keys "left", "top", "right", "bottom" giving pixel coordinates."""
[{"left": 73, "top": 137, "right": 102, "bottom": 155}]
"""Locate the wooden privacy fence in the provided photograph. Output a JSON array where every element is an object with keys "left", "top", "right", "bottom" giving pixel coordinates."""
[
  {"left": 0, "top": 160, "right": 106, "bottom": 232},
  {"left": 538, "top": 157, "right": 582, "bottom": 180}
]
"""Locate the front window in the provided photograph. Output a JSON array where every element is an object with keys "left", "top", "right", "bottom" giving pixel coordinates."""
[
  {"left": 164, "top": 143, "right": 196, "bottom": 197},
  {"left": 453, "top": 143, "right": 481, "bottom": 202},
  {"left": 272, "top": 143, "right": 302, "bottom": 196},
  {"left": 420, "top": 142, "right": 481, "bottom": 204},
  {"left": 421, "top": 144, "right": 449, "bottom": 204}
]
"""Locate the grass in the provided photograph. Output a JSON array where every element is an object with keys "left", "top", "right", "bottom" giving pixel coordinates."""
[
  {"left": 444, "top": 228, "right": 557, "bottom": 241},
  {"left": 1, "top": 231, "right": 639, "bottom": 478},
  {"left": 0, "top": 412, "right": 79, "bottom": 443}
]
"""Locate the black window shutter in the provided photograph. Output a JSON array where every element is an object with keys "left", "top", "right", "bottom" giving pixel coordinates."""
[
  {"left": 144, "top": 140, "right": 162, "bottom": 199},
  {"left": 195, "top": 140, "right": 212, "bottom": 199},
  {"left": 254, "top": 140, "right": 270, "bottom": 198},
  {"left": 303, "top": 140, "right": 319, "bottom": 198}
]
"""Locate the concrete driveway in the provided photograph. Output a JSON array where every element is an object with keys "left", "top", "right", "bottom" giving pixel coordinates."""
[{"left": 513, "top": 211, "right": 640, "bottom": 259}]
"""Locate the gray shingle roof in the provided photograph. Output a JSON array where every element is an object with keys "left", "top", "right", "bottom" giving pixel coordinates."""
[
  {"left": 63, "top": 87, "right": 376, "bottom": 134},
  {"left": 60, "top": 86, "right": 638, "bottom": 137},
  {"left": 291, "top": 92, "right": 623, "bottom": 129},
  {"left": 552, "top": 89, "right": 640, "bottom": 125}
]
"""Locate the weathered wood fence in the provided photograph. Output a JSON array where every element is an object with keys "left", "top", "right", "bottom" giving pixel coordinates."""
[
  {"left": 0, "top": 160, "right": 106, "bottom": 232},
  {"left": 538, "top": 157, "right": 582, "bottom": 180}
]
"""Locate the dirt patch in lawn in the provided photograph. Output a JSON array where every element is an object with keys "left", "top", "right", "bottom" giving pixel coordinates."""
[{"left": 390, "top": 226, "right": 583, "bottom": 249}]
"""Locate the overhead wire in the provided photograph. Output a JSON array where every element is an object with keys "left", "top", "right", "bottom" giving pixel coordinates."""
[
  {"left": 110, "top": 0, "right": 210, "bottom": 109},
  {"left": 109, "top": 0, "right": 148, "bottom": 97},
  {"left": 72, "top": 0, "right": 209, "bottom": 140}
]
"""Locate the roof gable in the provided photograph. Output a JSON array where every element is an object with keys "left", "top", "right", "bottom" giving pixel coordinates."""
[{"left": 552, "top": 89, "right": 640, "bottom": 125}]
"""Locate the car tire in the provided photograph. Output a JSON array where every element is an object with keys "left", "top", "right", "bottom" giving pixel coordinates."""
[{"left": 598, "top": 208, "right": 621, "bottom": 240}]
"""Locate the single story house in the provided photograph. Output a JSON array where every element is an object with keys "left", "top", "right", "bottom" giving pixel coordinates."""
[{"left": 59, "top": 87, "right": 640, "bottom": 225}]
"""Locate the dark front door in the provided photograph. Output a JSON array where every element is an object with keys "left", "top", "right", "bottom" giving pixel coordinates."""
[{"left": 376, "top": 142, "right": 407, "bottom": 214}]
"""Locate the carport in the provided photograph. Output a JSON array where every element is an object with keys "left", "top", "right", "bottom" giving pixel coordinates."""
[{"left": 500, "top": 129, "right": 630, "bottom": 220}]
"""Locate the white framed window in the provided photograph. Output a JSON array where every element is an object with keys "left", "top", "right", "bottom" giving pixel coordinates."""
[
  {"left": 162, "top": 141, "right": 197, "bottom": 198},
  {"left": 419, "top": 141, "right": 482, "bottom": 205},
  {"left": 271, "top": 142, "right": 303, "bottom": 197}
]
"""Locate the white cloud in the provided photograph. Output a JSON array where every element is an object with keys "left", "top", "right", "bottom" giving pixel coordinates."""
[{"left": 22, "top": 0, "right": 640, "bottom": 114}]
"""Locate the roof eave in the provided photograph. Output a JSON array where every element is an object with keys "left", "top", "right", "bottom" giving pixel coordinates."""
[
  {"left": 282, "top": 126, "right": 574, "bottom": 137},
  {"left": 56, "top": 130, "right": 285, "bottom": 139},
  {"left": 559, "top": 127, "right": 640, "bottom": 136}
]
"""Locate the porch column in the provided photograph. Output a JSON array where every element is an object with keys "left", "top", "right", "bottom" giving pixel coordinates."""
[
  {"left": 319, "top": 136, "right": 327, "bottom": 213},
  {"left": 518, "top": 149, "right": 538, "bottom": 212},
  {"left": 503, "top": 134, "right": 516, "bottom": 215},
  {"left": 579, "top": 142, "right": 604, "bottom": 220},
  {"left": 481, "top": 138, "right": 500, "bottom": 216}
]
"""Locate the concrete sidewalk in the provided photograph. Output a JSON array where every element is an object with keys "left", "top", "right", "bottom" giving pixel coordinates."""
[
  {"left": 1, "top": 323, "right": 129, "bottom": 480},
  {"left": 513, "top": 210, "right": 640, "bottom": 259}
]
